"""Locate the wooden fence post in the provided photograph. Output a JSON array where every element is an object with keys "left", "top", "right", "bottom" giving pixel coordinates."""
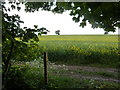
[{"left": 44, "top": 52, "right": 48, "bottom": 87}]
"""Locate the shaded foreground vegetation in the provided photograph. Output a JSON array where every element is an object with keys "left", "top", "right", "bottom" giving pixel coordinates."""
[
  {"left": 38, "top": 35, "right": 119, "bottom": 68},
  {"left": 3, "top": 60, "right": 120, "bottom": 89}
]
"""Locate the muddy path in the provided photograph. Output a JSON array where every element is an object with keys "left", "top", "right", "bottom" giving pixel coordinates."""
[{"left": 48, "top": 64, "right": 120, "bottom": 83}]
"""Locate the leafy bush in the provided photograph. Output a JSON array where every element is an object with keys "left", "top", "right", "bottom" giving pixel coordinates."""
[
  {"left": 3, "top": 65, "right": 30, "bottom": 89},
  {"left": 2, "top": 60, "right": 44, "bottom": 89}
]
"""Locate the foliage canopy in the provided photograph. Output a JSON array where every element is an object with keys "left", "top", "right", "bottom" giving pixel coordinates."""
[{"left": 25, "top": 2, "right": 120, "bottom": 32}]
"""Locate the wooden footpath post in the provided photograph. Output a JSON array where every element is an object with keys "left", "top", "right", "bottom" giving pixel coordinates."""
[{"left": 44, "top": 52, "right": 48, "bottom": 87}]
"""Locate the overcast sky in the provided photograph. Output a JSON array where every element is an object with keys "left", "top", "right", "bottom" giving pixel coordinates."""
[{"left": 6, "top": 2, "right": 118, "bottom": 35}]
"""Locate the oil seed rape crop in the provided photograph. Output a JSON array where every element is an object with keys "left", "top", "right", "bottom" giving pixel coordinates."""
[{"left": 38, "top": 35, "right": 119, "bottom": 67}]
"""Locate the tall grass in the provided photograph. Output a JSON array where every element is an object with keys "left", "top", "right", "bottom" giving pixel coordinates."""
[{"left": 38, "top": 35, "right": 119, "bottom": 67}]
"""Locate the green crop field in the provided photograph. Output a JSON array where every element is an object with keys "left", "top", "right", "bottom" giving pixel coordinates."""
[{"left": 38, "top": 35, "right": 119, "bottom": 67}]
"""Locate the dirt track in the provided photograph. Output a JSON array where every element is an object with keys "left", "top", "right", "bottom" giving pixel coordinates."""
[{"left": 48, "top": 64, "right": 120, "bottom": 83}]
